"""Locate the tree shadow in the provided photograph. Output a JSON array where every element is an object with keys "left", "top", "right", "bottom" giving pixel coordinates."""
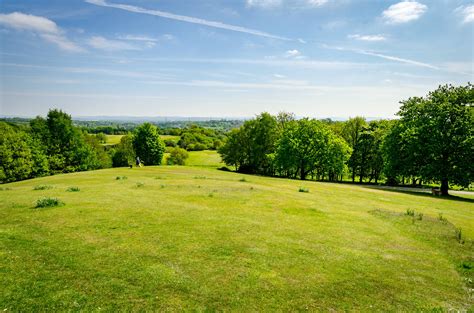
[{"left": 361, "top": 185, "right": 474, "bottom": 204}]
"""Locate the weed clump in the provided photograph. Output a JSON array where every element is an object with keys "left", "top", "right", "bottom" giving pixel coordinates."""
[
  {"left": 116, "top": 176, "right": 128, "bottom": 180},
  {"left": 136, "top": 182, "right": 145, "bottom": 188},
  {"left": 66, "top": 186, "right": 80, "bottom": 192},
  {"left": 298, "top": 187, "right": 309, "bottom": 193},
  {"left": 455, "top": 228, "right": 465, "bottom": 244},
  {"left": 35, "top": 197, "right": 64, "bottom": 208},
  {"left": 438, "top": 213, "right": 447, "bottom": 223},
  {"left": 33, "top": 185, "right": 53, "bottom": 190},
  {"left": 405, "top": 209, "right": 415, "bottom": 216},
  {"left": 0, "top": 187, "right": 12, "bottom": 191},
  {"left": 239, "top": 177, "right": 248, "bottom": 182}
]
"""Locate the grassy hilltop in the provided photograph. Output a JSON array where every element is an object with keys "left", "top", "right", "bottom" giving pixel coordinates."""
[{"left": 1, "top": 151, "right": 473, "bottom": 311}]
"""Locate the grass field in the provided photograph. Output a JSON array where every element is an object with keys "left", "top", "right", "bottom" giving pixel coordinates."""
[
  {"left": 1, "top": 165, "right": 473, "bottom": 311},
  {"left": 103, "top": 135, "right": 181, "bottom": 146}
]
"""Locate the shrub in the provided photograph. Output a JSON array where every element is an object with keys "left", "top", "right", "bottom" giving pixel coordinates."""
[
  {"left": 239, "top": 177, "right": 247, "bottom": 182},
  {"left": 298, "top": 187, "right": 309, "bottom": 193},
  {"left": 116, "top": 176, "right": 127, "bottom": 180},
  {"left": 136, "top": 182, "right": 144, "bottom": 188},
  {"left": 66, "top": 186, "right": 80, "bottom": 192},
  {"left": 166, "top": 147, "right": 189, "bottom": 165},
  {"left": 35, "top": 197, "right": 64, "bottom": 208},
  {"left": 438, "top": 213, "right": 447, "bottom": 222},
  {"left": 33, "top": 185, "right": 53, "bottom": 190}
]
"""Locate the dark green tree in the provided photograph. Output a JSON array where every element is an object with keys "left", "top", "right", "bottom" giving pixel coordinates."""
[
  {"left": 391, "top": 84, "right": 473, "bottom": 195},
  {"left": 133, "top": 123, "right": 165, "bottom": 166}
]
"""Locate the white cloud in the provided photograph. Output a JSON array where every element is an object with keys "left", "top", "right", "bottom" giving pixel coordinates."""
[
  {"left": 246, "top": 0, "right": 282, "bottom": 8},
  {"left": 274, "top": 73, "right": 286, "bottom": 78},
  {"left": 87, "top": 36, "right": 140, "bottom": 51},
  {"left": 348, "top": 34, "right": 386, "bottom": 42},
  {"left": 285, "top": 49, "right": 301, "bottom": 58},
  {"left": 323, "top": 44, "right": 439, "bottom": 70},
  {"left": 0, "top": 12, "right": 83, "bottom": 52},
  {"left": 306, "top": 0, "right": 328, "bottom": 7},
  {"left": 382, "top": 1, "right": 427, "bottom": 24},
  {"left": 456, "top": 5, "right": 474, "bottom": 24},
  {"left": 85, "top": 0, "right": 292, "bottom": 41},
  {"left": 117, "top": 35, "right": 159, "bottom": 42}
]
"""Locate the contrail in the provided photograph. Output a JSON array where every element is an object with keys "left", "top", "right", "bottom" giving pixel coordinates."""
[{"left": 85, "top": 0, "right": 293, "bottom": 41}]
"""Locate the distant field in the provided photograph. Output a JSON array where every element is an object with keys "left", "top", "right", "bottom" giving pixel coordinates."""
[
  {"left": 103, "top": 134, "right": 181, "bottom": 146},
  {"left": 103, "top": 134, "right": 123, "bottom": 146},
  {"left": 1, "top": 165, "right": 472, "bottom": 311}
]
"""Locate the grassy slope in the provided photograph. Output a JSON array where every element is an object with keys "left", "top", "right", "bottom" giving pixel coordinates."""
[{"left": 0, "top": 165, "right": 473, "bottom": 311}]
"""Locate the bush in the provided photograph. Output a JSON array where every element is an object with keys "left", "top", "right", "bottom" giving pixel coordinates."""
[
  {"left": 66, "top": 186, "right": 80, "bottom": 192},
  {"left": 298, "top": 187, "right": 309, "bottom": 193},
  {"left": 34, "top": 185, "right": 53, "bottom": 190},
  {"left": 116, "top": 176, "right": 127, "bottom": 180},
  {"left": 167, "top": 147, "right": 189, "bottom": 165},
  {"left": 136, "top": 182, "right": 145, "bottom": 188},
  {"left": 35, "top": 197, "right": 64, "bottom": 208}
]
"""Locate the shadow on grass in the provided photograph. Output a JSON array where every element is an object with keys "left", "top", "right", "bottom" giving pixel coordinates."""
[{"left": 362, "top": 185, "right": 474, "bottom": 204}]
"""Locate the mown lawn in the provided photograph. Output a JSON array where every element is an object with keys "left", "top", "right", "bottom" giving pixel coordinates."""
[{"left": 0, "top": 166, "right": 473, "bottom": 311}]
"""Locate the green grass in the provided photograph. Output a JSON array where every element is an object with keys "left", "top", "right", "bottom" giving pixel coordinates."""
[
  {"left": 160, "top": 135, "right": 180, "bottom": 142},
  {"left": 0, "top": 166, "right": 473, "bottom": 311},
  {"left": 186, "top": 150, "right": 226, "bottom": 168},
  {"left": 103, "top": 134, "right": 124, "bottom": 146}
]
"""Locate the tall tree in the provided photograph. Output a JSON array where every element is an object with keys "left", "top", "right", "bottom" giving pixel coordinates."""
[
  {"left": 133, "top": 123, "right": 165, "bottom": 165},
  {"left": 342, "top": 117, "right": 367, "bottom": 182},
  {"left": 393, "top": 84, "right": 473, "bottom": 195}
]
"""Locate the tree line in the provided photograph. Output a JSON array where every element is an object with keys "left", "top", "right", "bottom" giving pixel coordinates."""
[
  {"left": 0, "top": 110, "right": 170, "bottom": 183},
  {"left": 218, "top": 84, "right": 473, "bottom": 195}
]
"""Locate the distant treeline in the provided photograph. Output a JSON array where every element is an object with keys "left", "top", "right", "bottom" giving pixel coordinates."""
[{"left": 218, "top": 84, "right": 473, "bottom": 195}]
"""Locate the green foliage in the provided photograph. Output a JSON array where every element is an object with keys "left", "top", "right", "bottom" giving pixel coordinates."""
[
  {"left": 116, "top": 176, "right": 128, "bottom": 180},
  {"left": 405, "top": 209, "right": 415, "bottom": 216},
  {"left": 133, "top": 123, "right": 165, "bottom": 166},
  {"left": 276, "top": 119, "right": 350, "bottom": 180},
  {"left": 112, "top": 135, "right": 135, "bottom": 167},
  {"left": 0, "top": 122, "right": 50, "bottom": 182},
  {"left": 166, "top": 147, "right": 189, "bottom": 165},
  {"left": 298, "top": 187, "right": 309, "bottom": 193},
  {"left": 385, "top": 84, "right": 473, "bottom": 195},
  {"left": 136, "top": 182, "right": 145, "bottom": 188},
  {"left": 219, "top": 112, "right": 279, "bottom": 175},
  {"left": 66, "top": 186, "right": 80, "bottom": 192},
  {"left": 35, "top": 197, "right": 64, "bottom": 208},
  {"left": 177, "top": 125, "right": 225, "bottom": 151}
]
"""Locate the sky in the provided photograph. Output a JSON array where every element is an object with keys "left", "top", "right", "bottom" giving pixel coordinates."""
[{"left": 0, "top": 0, "right": 473, "bottom": 118}]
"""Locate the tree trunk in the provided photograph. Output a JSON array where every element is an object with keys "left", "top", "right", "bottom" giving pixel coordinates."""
[{"left": 441, "top": 178, "right": 449, "bottom": 196}]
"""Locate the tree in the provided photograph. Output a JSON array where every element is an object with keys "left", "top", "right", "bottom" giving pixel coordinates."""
[
  {"left": 133, "top": 123, "right": 165, "bottom": 165},
  {"left": 392, "top": 84, "right": 473, "bottom": 195},
  {"left": 167, "top": 147, "right": 189, "bottom": 165},
  {"left": 0, "top": 123, "right": 34, "bottom": 182},
  {"left": 112, "top": 135, "right": 135, "bottom": 167},
  {"left": 276, "top": 119, "right": 333, "bottom": 180},
  {"left": 342, "top": 117, "right": 367, "bottom": 182}
]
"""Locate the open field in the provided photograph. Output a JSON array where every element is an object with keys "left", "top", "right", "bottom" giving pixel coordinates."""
[
  {"left": 1, "top": 165, "right": 473, "bottom": 311},
  {"left": 102, "top": 134, "right": 124, "bottom": 146},
  {"left": 102, "top": 134, "right": 181, "bottom": 146}
]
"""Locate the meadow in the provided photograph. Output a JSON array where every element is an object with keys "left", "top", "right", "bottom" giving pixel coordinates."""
[{"left": 1, "top": 152, "right": 473, "bottom": 311}]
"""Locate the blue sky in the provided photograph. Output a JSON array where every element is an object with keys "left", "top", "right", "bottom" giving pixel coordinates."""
[{"left": 0, "top": 0, "right": 472, "bottom": 118}]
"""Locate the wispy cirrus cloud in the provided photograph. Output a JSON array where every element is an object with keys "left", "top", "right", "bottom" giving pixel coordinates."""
[
  {"left": 85, "top": 0, "right": 292, "bottom": 41},
  {"left": 382, "top": 1, "right": 427, "bottom": 24},
  {"left": 0, "top": 12, "right": 84, "bottom": 52},
  {"left": 323, "top": 44, "right": 439, "bottom": 70},
  {"left": 246, "top": 0, "right": 328, "bottom": 8},
  {"left": 348, "top": 34, "right": 386, "bottom": 42},
  {"left": 87, "top": 36, "right": 140, "bottom": 51}
]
